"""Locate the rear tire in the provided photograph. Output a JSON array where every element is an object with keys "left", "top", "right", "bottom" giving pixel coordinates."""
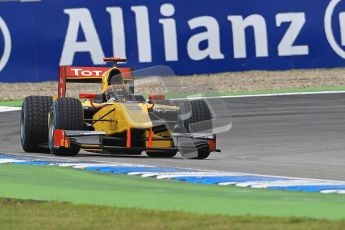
[
  {"left": 146, "top": 151, "right": 177, "bottom": 158},
  {"left": 156, "top": 99, "right": 212, "bottom": 133},
  {"left": 183, "top": 100, "right": 212, "bottom": 159},
  {"left": 20, "top": 96, "right": 53, "bottom": 153},
  {"left": 184, "top": 100, "right": 212, "bottom": 133},
  {"left": 151, "top": 99, "right": 213, "bottom": 159},
  {"left": 49, "top": 97, "right": 83, "bottom": 156},
  {"left": 195, "top": 145, "right": 211, "bottom": 159},
  {"left": 178, "top": 141, "right": 211, "bottom": 160}
]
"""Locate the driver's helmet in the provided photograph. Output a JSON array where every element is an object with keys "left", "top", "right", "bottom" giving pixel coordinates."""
[
  {"left": 105, "top": 69, "right": 129, "bottom": 101},
  {"left": 108, "top": 71, "right": 124, "bottom": 85},
  {"left": 105, "top": 84, "right": 130, "bottom": 102}
]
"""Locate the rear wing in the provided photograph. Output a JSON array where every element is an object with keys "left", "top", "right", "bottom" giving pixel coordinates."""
[{"left": 58, "top": 66, "right": 134, "bottom": 97}]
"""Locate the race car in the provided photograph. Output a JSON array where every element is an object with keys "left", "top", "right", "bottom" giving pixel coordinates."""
[{"left": 20, "top": 58, "right": 219, "bottom": 159}]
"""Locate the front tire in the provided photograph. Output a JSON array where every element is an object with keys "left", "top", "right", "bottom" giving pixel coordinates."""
[
  {"left": 49, "top": 97, "right": 83, "bottom": 156},
  {"left": 20, "top": 96, "right": 53, "bottom": 153}
]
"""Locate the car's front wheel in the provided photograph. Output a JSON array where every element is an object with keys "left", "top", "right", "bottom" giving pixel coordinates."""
[{"left": 49, "top": 97, "right": 84, "bottom": 156}]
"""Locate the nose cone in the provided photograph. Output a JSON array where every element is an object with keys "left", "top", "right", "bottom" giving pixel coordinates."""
[{"left": 122, "top": 103, "right": 152, "bottom": 129}]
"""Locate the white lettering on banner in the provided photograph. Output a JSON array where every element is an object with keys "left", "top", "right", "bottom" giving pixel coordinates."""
[
  {"left": 325, "top": 0, "right": 345, "bottom": 59},
  {"left": 159, "top": 3, "right": 178, "bottom": 61},
  {"left": 228, "top": 15, "right": 268, "bottom": 58},
  {"left": 131, "top": 6, "right": 152, "bottom": 63},
  {"left": 276, "top": 13, "right": 309, "bottom": 56},
  {"left": 106, "top": 7, "right": 127, "bottom": 58},
  {"left": 0, "top": 17, "right": 11, "bottom": 72},
  {"left": 340, "top": 12, "right": 345, "bottom": 46},
  {"left": 59, "top": 5, "right": 315, "bottom": 65},
  {"left": 60, "top": 8, "right": 105, "bottom": 65},
  {"left": 187, "top": 16, "right": 224, "bottom": 61}
]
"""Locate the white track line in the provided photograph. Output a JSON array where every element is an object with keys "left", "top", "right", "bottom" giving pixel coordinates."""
[
  {"left": 0, "top": 106, "right": 21, "bottom": 113},
  {"left": 0, "top": 159, "right": 25, "bottom": 163},
  {"left": 220, "top": 90, "right": 345, "bottom": 98},
  {"left": 321, "top": 190, "right": 345, "bottom": 194},
  {"left": 234, "top": 180, "right": 343, "bottom": 188},
  {"left": 57, "top": 163, "right": 141, "bottom": 168},
  {"left": 175, "top": 90, "right": 345, "bottom": 100},
  {"left": 132, "top": 172, "right": 241, "bottom": 178},
  {"left": 155, "top": 172, "right": 254, "bottom": 179}
]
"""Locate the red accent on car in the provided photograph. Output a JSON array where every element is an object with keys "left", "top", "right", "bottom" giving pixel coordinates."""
[
  {"left": 79, "top": 94, "right": 97, "bottom": 100},
  {"left": 58, "top": 66, "right": 67, "bottom": 97},
  {"left": 58, "top": 66, "right": 134, "bottom": 97},
  {"left": 120, "top": 68, "right": 134, "bottom": 79},
  {"left": 147, "top": 104, "right": 155, "bottom": 112},
  {"left": 54, "top": 129, "right": 70, "bottom": 148},
  {"left": 126, "top": 128, "right": 131, "bottom": 148},
  {"left": 148, "top": 128, "right": 153, "bottom": 148},
  {"left": 149, "top": 94, "right": 165, "bottom": 103},
  {"left": 62, "top": 66, "right": 133, "bottom": 79},
  {"left": 207, "top": 139, "right": 216, "bottom": 152},
  {"left": 64, "top": 66, "right": 109, "bottom": 78}
]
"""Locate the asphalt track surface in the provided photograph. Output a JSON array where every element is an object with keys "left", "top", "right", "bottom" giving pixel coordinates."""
[{"left": 1, "top": 93, "right": 345, "bottom": 181}]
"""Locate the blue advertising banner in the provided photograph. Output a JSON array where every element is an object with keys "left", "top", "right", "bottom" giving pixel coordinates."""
[{"left": 1, "top": 0, "right": 345, "bottom": 82}]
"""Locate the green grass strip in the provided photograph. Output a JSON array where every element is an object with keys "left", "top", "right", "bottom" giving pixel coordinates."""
[
  {"left": 0, "top": 164, "right": 345, "bottom": 220},
  {"left": 0, "top": 100, "right": 22, "bottom": 107},
  {"left": 1, "top": 198, "right": 345, "bottom": 230}
]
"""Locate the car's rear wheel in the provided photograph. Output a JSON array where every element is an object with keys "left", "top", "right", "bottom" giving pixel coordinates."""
[
  {"left": 146, "top": 151, "right": 177, "bottom": 158},
  {"left": 155, "top": 99, "right": 213, "bottom": 159},
  {"left": 49, "top": 97, "right": 83, "bottom": 156},
  {"left": 177, "top": 141, "right": 211, "bottom": 160},
  {"left": 20, "top": 96, "right": 53, "bottom": 153},
  {"left": 184, "top": 100, "right": 212, "bottom": 133},
  {"left": 183, "top": 100, "right": 212, "bottom": 159},
  {"left": 194, "top": 145, "right": 211, "bottom": 159}
]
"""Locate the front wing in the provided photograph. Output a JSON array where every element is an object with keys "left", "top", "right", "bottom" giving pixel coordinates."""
[{"left": 52, "top": 129, "right": 219, "bottom": 157}]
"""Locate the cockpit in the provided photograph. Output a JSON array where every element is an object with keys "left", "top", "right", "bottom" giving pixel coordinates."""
[{"left": 105, "top": 84, "right": 130, "bottom": 102}]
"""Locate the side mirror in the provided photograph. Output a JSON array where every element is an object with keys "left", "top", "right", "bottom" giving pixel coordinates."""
[{"left": 79, "top": 94, "right": 97, "bottom": 100}]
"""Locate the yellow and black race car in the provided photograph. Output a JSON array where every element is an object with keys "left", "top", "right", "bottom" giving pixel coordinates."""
[{"left": 20, "top": 58, "right": 219, "bottom": 159}]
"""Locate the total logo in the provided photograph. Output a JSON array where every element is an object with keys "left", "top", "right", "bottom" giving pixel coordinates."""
[
  {"left": 69, "top": 68, "right": 108, "bottom": 77},
  {"left": 0, "top": 16, "right": 11, "bottom": 72}
]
